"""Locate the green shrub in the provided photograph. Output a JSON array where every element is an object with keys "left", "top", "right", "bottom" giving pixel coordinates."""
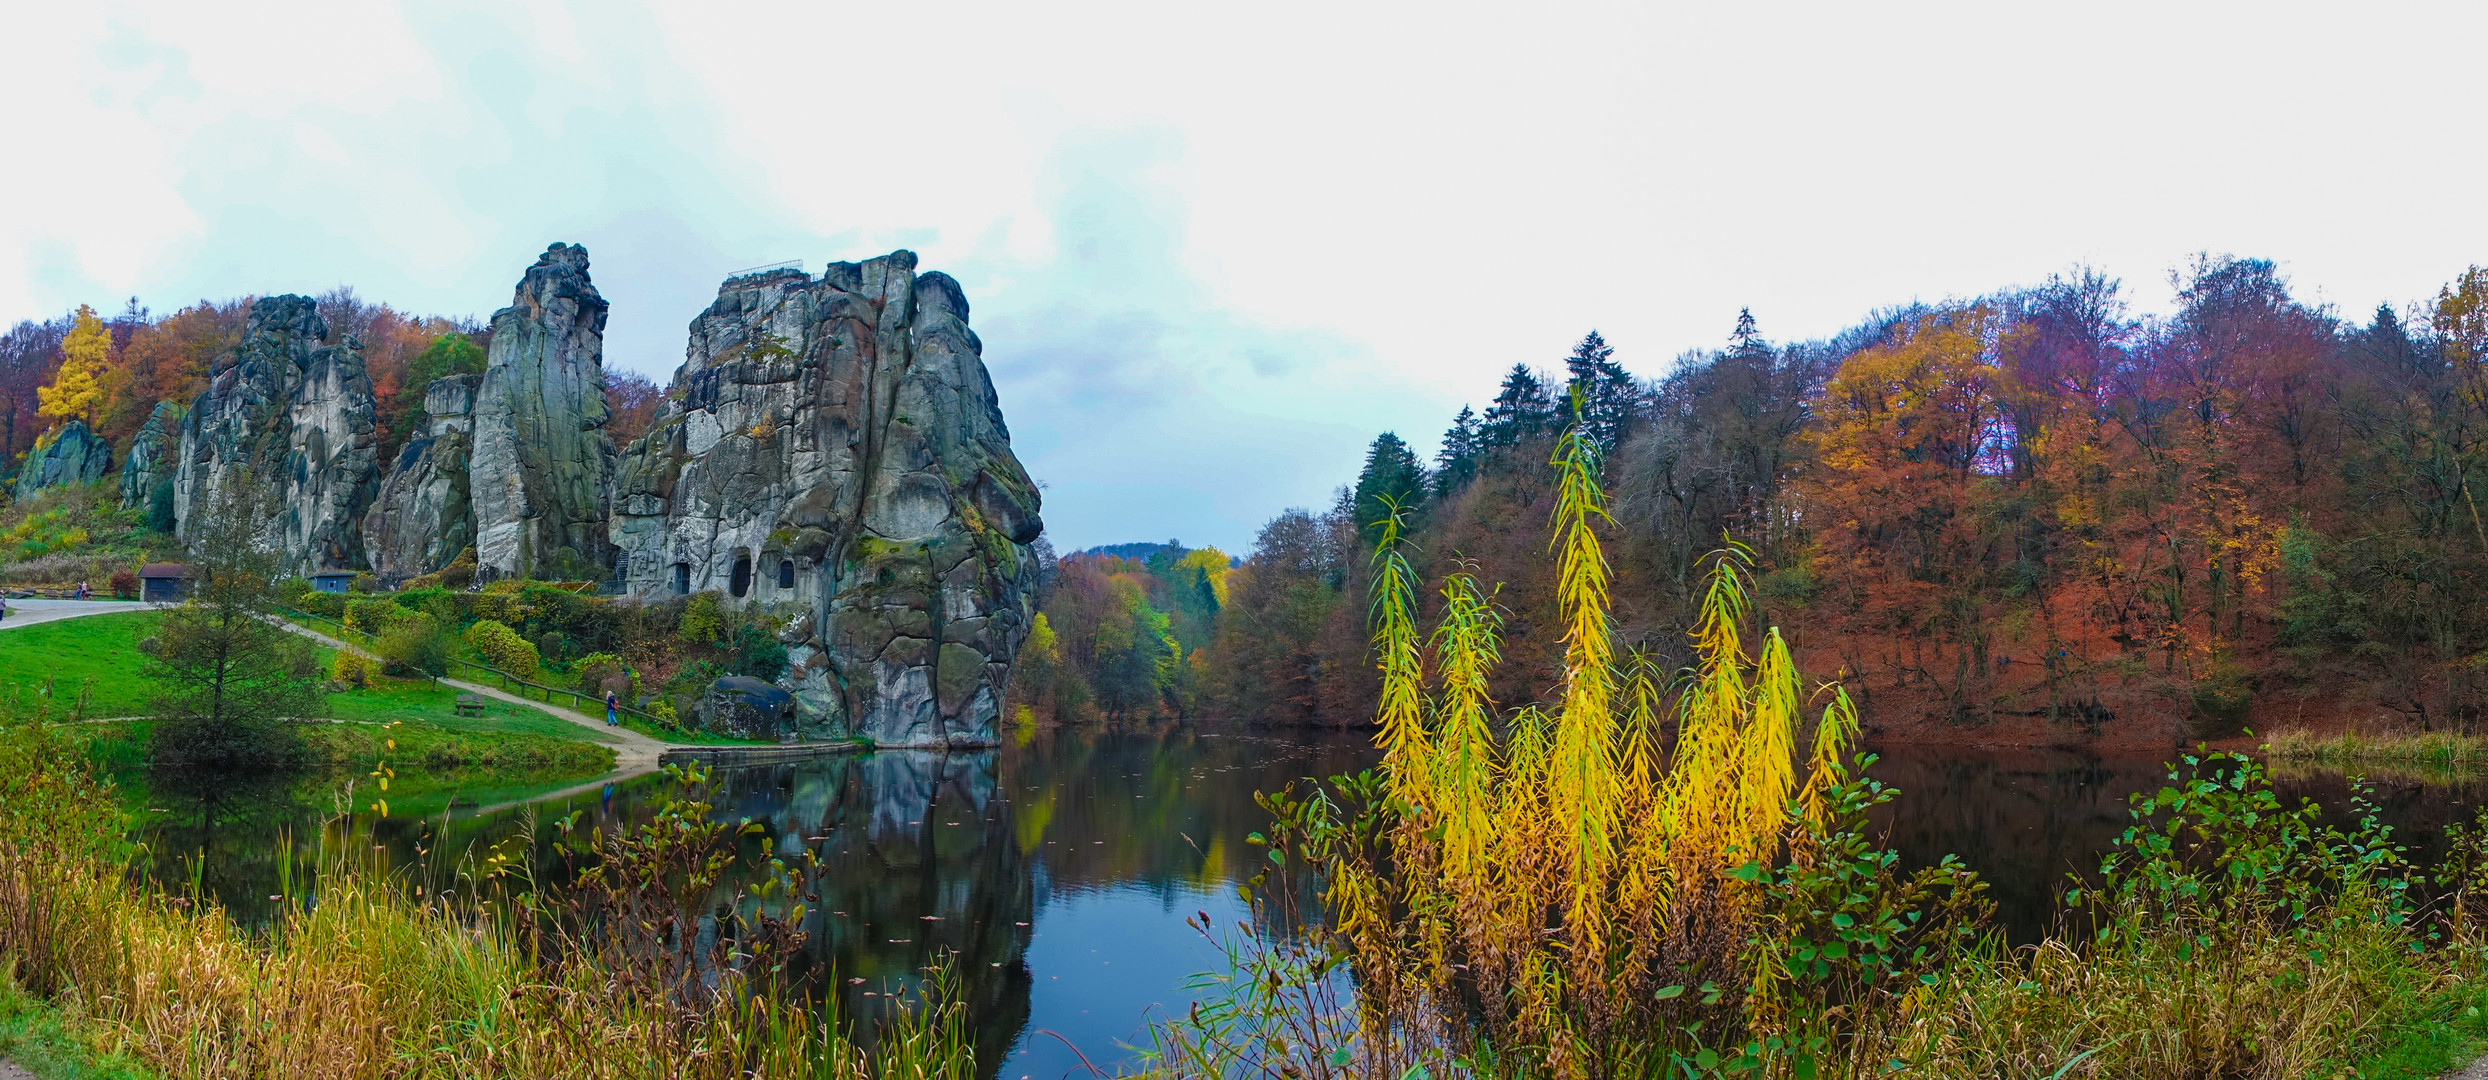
[
  {"left": 680, "top": 592, "right": 726, "bottom": 645},
  {"left": 343, "top": 598, "right": 405, "bottom": 633},
  {"left": 330, "top": 651, "right": 377, "bottom": 688},
  {"left": 374, "top": 617, "right": 450, "bottom": 677},
  {"left": 295, "top": 591, "right": 350, "bottom": 619},
  {"left": 462, "top": 619, "right": 541, "bottom": 678}
]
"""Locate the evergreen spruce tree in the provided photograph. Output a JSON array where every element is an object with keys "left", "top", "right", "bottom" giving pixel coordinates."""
[
  {"left": 1435, "top": 405, "right": 1481, "bottom": 496},
  {"left": 1730, "top": 307, "right": 1766, "bottom": 357},
  {"left": 1481, "top": 364, "right": 1556, "bottom": 448},
  {"left": 1352, "top": 432, "right": 1428, "bottom": 546},
  {"left": 1562, "top": 330, "right": 1637, "bottom": 453}
]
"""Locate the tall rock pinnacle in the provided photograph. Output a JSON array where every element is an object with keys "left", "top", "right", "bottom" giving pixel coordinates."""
[{"left": 469, "top": 242, "right": 616, "bottom": 578}]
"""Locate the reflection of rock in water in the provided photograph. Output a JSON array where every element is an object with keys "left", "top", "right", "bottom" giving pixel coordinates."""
[{"left": 711, "top": 752, "right": 1031, "bottom": 1072}]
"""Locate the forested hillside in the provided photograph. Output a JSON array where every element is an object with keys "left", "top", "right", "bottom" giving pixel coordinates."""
[{"left": 1018, "top": 256, "right": 2488, "bottom": 745}]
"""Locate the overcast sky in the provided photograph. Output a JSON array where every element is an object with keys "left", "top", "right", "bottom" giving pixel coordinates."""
[{"left": 6, "top": 2, "right": 2485, "bottom": 553}]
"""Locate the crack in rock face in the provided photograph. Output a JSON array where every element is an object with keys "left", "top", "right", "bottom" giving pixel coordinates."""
[{"left": 611, "top": 252, "right": 1042, "bottom": 748}]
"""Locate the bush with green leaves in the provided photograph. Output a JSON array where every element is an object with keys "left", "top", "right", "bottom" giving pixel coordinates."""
[
  {"left": 462, "top": 618, "right": 541, "bottom": 678},
  {"left": 374, "top": 615, "right": 451, "bottom": 677}
]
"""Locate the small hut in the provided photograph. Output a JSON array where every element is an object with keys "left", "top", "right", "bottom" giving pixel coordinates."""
[
  {"left": 308, "top": 570, "right": 356, "bottom": 595},
  {"left": 138, "top": 563, "right": 189, "bottom": 603}
]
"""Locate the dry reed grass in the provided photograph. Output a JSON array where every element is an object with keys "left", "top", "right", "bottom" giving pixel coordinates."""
[{"left": 0, "top": 697, "right": 975, "bottom": 1080}]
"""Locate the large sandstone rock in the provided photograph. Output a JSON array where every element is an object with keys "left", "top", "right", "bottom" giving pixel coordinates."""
[
  {"left": 118, "top": 402, "right": 178, "bottom": 512},
  {"left": 612, "top": 252, "right": 1043, "bottom": 747},
  {"left": 172, "top": 295, "right": 381, "bottom": 573},
  {"left": 362, "top": 374, "right": 480, "bottom": 578},
  {"left": 697, "top": 675, "right": 801, "bottom": 740},
  {"left": 468, "top": 243, "right": 616, "bottom": 578},
  {"left": 13, "top": 419, "right": 111, "bottom": 502}
]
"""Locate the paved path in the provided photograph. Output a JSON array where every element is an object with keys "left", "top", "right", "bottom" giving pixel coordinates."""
[
  {"left": 0, "top": 597, "right": 155, "bottom": 629},
  {"left": 438, "top": 677, "right": 671, "bottom": 771},
  {"left": 271, "top": 617, "right": 674, "bottom": 774}
]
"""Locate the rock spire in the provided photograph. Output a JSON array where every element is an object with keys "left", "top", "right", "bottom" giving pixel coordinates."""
[{"left": 611, "top": 252, "right": 1043, "bottom": 746}]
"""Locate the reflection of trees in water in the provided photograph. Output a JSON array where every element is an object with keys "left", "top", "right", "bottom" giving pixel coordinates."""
[
  {"left": 999, "top": 727, "right": 1380, "bottom": 900},
  {"left": 1865, "top": 748, "right": 2488, "bottom": 945},
  {"left": 132, "top": 760, "right": 320, "bottom": 926}
]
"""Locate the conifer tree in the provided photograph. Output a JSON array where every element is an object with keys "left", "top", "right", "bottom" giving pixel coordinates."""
[
  {"left": 1729, "top": 306, "right": 1765, "bottom": 356},
  {"left": 1352, "top": 432, "right": 1428, "bottom": 547},
  {"left": 1480, "top": 364, "right": 1556, "bottom": 448},
  {"left": 1435, "top": 405, "right": 1482, "bottom": 495},
  {"left": 1563, "top": 329, "right": 1638, "bottom": 453}
]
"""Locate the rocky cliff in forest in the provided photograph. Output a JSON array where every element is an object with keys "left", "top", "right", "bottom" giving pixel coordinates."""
[
  {"left": 611, "top": 252, "right": 1043, "bottom": 747},
  {"left": 363, "top": 374, "right": 480, "bottom": 578},
  {"left": 119, "top": 402, "right": 178, "bottom": 515},
  {"left": 172, "top": 295, "right": 381, "bottom": 574},
  {"left": 14, "top": 420, "right": 110, "bottom": 503},
  {"left": 366, "top": 243, "right": 614, "bottom": 579}
]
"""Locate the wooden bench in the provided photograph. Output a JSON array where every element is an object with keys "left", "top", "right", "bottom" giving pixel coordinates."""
[{"left": 454, "top": 694, "right": 486, "bottom": 717}]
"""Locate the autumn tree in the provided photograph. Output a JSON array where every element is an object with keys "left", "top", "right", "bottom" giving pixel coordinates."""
[
  {"left": 36, "top": 304, "right": 109, "bottom": 427},
  {"left": 606, "top": 370, "right": 666, "bottom": 444},
  {"left": 1801, "top": 306, "right": 2026, "bottom": 716}
]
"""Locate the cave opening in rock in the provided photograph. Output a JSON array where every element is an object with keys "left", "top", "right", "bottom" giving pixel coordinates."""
[
  {"left": 673, "top": 562, "right": 690, "bottom": 595},
  {"left": 778, "top": 559, "right": 795, "bottom": 589},
  {"left": 730, "top": 552, "right": 752, "bottom": 598}
]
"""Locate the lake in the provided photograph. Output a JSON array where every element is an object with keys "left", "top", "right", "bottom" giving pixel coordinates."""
[{"left": 128, "top": 727, "right": 2488, "bottom": 1080}]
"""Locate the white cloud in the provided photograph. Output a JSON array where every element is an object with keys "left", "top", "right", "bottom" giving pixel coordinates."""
[{"left": 4, "top": 0, "right": 2486, "bottom": 551}]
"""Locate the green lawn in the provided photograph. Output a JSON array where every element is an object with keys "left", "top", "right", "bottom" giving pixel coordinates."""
[
  {"left": 0, "top": 610, "right": 164, "bottom": 717},
  {"left": 2, "top": 609, "right": 776, "bottom": 748},
  {"left": 326, "top": 675, "right": 628, "bottom": 746}
]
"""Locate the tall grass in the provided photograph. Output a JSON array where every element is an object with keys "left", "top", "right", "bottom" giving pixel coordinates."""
[
  {"left": 1164, "top": 411, "right": 2488, "bottom": 1080},
  {"left": 0, "top": 695, "right": 975, "bottom": 1080},
  {"left": 2266, "top": 727, "right": 2488, "bottom": 770}
]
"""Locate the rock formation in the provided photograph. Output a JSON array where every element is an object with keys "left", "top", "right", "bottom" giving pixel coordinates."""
[
  {"left": 118, "top": 402, "right": 178, "bottom": 512},
  {"left": 364, "top": 243, "right": 614, "bottom": 580},
  {"left": 362, "top": 375, "right": 480, "bottom": 578},
  {"left": 12, "top": 419, "right": 111, "bottom": 502},
  {"left": 172, "top": 295, "right": 381, "bottom": 573},
  {"left": 469, "top": 243, "right": 616, "bottom": 578},
  {"left": 611, "top": 252, "right": 1044, "bottom": 747}
]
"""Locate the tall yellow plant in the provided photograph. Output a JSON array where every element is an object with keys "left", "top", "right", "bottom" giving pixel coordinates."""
[{"left": 1338, "top": 410, "right": 1862, "bottom": 1077}]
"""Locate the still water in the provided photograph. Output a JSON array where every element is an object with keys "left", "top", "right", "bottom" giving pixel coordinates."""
[{"left": 131, "top": 730, "right": 2488, "bottom": 1079}]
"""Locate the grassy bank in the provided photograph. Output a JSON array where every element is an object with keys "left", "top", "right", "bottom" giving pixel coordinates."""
[
  {"left": 2265, "top": 727, "right": 2488, "bottom": 770},
  {"left": 0, "top": 709, "right": 974, "bottom": 1080}
]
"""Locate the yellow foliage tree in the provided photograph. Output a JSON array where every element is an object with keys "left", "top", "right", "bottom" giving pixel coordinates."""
[
  {"left": 1173, "top": 546, "right": 1233, "bottom": 605},
  {"left": 38, "top": 304, "right": 111, "bottom": 427}
]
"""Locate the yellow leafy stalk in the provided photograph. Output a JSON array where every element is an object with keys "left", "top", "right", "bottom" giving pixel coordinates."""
[
  {"left": 1369, "top": 499, "right": 1431, "bottom": 813},
  {"left": 1546, "top": 415, "right": 1620, "bottom": 959},
  {"left": 1430, "top": 570, "right": 1501, "bottom": 883}
]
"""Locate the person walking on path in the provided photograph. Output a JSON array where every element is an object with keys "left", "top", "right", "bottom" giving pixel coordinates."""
[{"left": 605, "top": 691, "right": 620, "bottom": 726}]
